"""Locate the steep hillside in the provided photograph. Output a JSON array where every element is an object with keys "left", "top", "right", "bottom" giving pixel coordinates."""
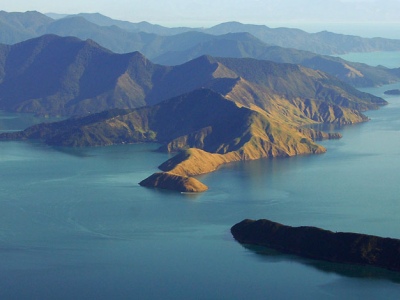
[
  {"left": 0, "top": 35, "right": 167, "bottom": 115},
  {"left": 155, "top": 41, "right": 399, "bottom": 87},
  {"left": 1, "top": 11, "right": 399, "bottom": 88},
  {"left": 0, "top": 89, "right": 324, "bottom": 148},
  {"left": 213, "top": 57, "right": 386, "bottom": 113},
  {"left": 202, "top": 57, "right": 382, "bottom": 126},
  {"left": 152, "top": 32, "right": 269, "bottom": 65},
  {"left": 0, "top": 11, "right": 52, "bottom": 44},
  {"left": 0, "top": 89, "right": 338, "bottom": 191},
  {"left": 0, "top": 35, "right": 386, "bottom": 125}
]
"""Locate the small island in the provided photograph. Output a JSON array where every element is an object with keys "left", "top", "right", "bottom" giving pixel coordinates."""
[
  {"left": 231, "top": 219, "right": 400, "bottom": 272},
  {"left": 384, "top": 89, "right": 400, "bottom": 95},
  {"left": 139, "top": 172, "right": 208, "bottom": 193}
]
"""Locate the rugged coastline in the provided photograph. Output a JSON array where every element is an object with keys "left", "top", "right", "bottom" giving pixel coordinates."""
[
  {"left": 0, "top": 43, "right": 387, "bottom": 193},
  {"left": 0, "top": 89, "right": 346, "bottom": 193}
]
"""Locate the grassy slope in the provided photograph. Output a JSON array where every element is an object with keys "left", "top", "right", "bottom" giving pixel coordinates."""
[{"left": 0, "top": 89, "right": 331, "bottom": 191}]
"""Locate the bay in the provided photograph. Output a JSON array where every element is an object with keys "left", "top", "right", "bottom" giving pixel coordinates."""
[
  {"left": 1, "top": 64, "right": 400, "bottom": 298},
  {"left": 277, "top": 23, "right": 400, "bottom": 40},
  {"left": 336, "top": 51, "right": 400, "bottom": 68}
]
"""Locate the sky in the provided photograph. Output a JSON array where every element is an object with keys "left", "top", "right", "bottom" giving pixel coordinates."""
[{"left": 1, "top": 0, "right": 400, "bottom": 36}]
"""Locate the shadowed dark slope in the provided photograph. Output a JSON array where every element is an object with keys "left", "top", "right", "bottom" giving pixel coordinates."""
[
  {"left": 231, "top": 219, "right": 400, "bottom": 272},
  {"left": 0, "top": 35, "right": 386, "bottom": 122},
  {"left": 1, "top": 11, "right": 399, "bottom": 87},
  {"left": 0, "top": 89, "right": 337, "bottom": 191}
]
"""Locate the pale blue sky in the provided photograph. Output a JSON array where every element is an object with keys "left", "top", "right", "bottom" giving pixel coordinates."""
[{"left": 1, "top": 0, "right": 399, "bottom": 34}]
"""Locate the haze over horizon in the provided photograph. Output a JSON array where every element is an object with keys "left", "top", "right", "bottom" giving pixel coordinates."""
[{"left": 1, "top": 0, "right": 400, "bottom": 38}]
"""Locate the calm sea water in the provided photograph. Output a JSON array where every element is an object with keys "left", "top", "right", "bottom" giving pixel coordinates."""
[
  {"left": 1, "top": 59, "right": 400, "bottom": 299},
  {"left": 294, "top": 23, "right": 400, "bottom": 40},
  {"left": 337, "top": 51, "right": 400, "bottom": 68}
]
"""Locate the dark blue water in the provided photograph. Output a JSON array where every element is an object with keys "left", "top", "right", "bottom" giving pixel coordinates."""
[{"left": 1, "top": 86, "right": 400, "bottom": 298}]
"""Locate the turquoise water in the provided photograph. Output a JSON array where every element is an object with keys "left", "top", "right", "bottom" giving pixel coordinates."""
[
  {"left": 1, "top": 73, "right": 400, "bottom": 298},
  {"left": 336, "top": 51, "right": 400, "bottom": 68},
  {"left": 0, "top": 111, "right": 63, "bottom": 133},
  {"left": 266, "top": 23, "right": 400, "bottom": 40}
]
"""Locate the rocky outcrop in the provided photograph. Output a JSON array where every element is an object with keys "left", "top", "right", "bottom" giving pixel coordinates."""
[
  {"left": 139, "top": 172, "right": 208, "bottom": 193},
  {"left": 298, "top": 128, "right": 342, "bottom": 141},
  {"left": 231, "top": 219, "right": 400, "bottom": 272},
  {"left": 159, "top": 148, "right": 241, "bottom": 177}
]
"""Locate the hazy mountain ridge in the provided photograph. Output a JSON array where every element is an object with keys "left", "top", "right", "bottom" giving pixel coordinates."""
[
  {"left": 0, "top": 35, "right": 385, "bottom": 127},
  {"left": 156, "top": 41, "right": 399, "bottom": 87},
  {"left": 0, "top": 10, "right": 52, "bottom": 44},
  {"left": 0, "top": 35, "right": 130, "bottom": 115},
  {"left": 2, "top": 11, "right": 399, "bottom": 57},
  {"left": 56, "top": 14, "right": 400, "bottom": 55},
  {"left": 62, "top": 13, "right": 196, "bottom": 36},
  {"left": 0, "top": 11, "right": 398, "bottom": 56},
  {"left": 1, "top": 11, "right": 399, "bottom": 88},
  {"left": 205, "top": 22, "right": 400, "bottom": 55}
]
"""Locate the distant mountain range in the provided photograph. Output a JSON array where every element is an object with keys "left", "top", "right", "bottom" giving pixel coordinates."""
[
  {"left": 1, "top": 11, "right": 399, "bottom": 88},
  {"left": 3, "top": 11, "right": 400, "bottom": 56},
  {"left": 0, "top": 35, "right": 385, "bottom": 121},
  {"left": 152, "top": 37, "right": 399, "bottom": 87},
  {"left": 50, "top": 12, "right": 400, "bottom": 55}
]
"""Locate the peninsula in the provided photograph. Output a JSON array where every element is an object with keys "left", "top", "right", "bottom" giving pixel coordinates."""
[
  {"left": 0, "top": 89, "right": 342, "bottom": 192},
  {"left": 384, "top": 89, "right": 400, "bottom": 95},
  {"left": 0, "top": 36, "right": 388, "bottom": 192},
  {"left": 231, "top": 219, "right": 400, "bottom": 272}
]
